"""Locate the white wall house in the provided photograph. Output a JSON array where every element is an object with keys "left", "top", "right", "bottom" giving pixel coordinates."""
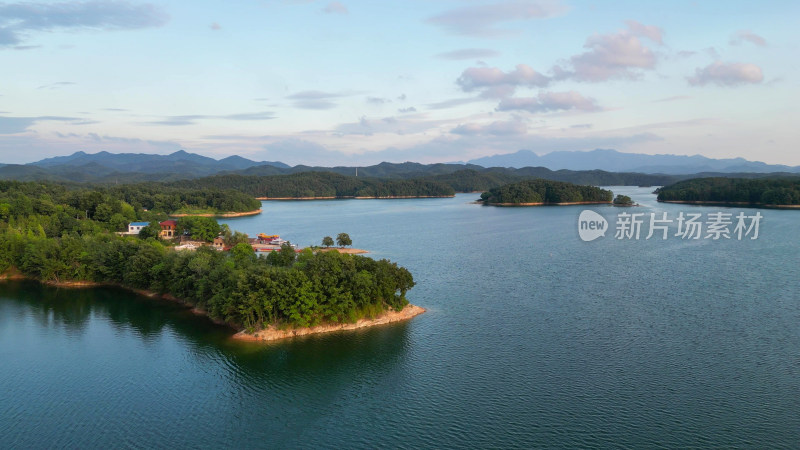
[{"left": 128, "top": 222, "right": 149, "bottom": 234}]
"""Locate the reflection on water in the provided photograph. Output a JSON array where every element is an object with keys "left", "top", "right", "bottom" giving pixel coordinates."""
[{"left": 0, "top": 280, "right": 413, "bottom": 449}]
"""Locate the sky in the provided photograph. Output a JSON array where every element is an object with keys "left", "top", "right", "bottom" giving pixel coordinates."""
[{"left": 0, "top": 0, "right": 797, "bottom": 166}]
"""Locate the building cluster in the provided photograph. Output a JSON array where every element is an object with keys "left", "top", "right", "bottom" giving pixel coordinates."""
[
  {"left": 126, "top": 221, "right": 296, "bottom": 253},
  {"left": 125, "top": 220, "right": 177, "bottom": 239}
]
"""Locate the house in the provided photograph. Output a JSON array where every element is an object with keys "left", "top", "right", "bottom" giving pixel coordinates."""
[
  {"left": 213, "top": 236, "right": 225, "bottom": 250},
  {"left": 128, "top": 222, "right": 149, "bottom": 234},
  {"left": 159, "top": 220, "right": 178, "bottom": 239}
]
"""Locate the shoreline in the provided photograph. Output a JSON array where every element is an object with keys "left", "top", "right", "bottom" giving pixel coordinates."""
[
  {"left": 315, "top": 247, "right": 368, "bottom": 254},
  {"left": 233, "top": 304, "right": 426, "bottom": 342},
  {"left": 485, "top": 201, "right": 612, "bottom": 206},
  {"left": 256, "top": 195, "right": 453, "bottom": 200},
  {"left": 170, "top": 209, "right": 262, "bottom": 218},
  {"left": 660, "top": 200, "right": 800, "bottom": 209},
  {"left": 0, "top": 270, "right": 422, "bottom": 340}
]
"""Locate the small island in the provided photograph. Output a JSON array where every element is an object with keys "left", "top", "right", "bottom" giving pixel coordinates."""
[
  {"left": 613, "top": 194, "right": 636, "bottom": 206},
  {"left": 0, "top": 180, "right": 422, "bottom": 341},
  {"left": 656, "top": 177, "right": 800, "bottom": 208},
  {"left": 479, "top": 179, "right": 613, "bottom": 206}
]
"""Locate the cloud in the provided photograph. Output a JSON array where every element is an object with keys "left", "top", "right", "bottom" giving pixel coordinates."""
[
  {"left": 287, "top": 90, "right": 350, "bottom": 110},
  {"left": 333, "top": 115, "right": 422, "bottom": 136},
  {"left": 0, "top": 115, "right": 83, "bottom": 134},
  {"left": 293, "top": 100, "right": 338, "bottom": 110},
  {"left": 452, "top": 120, "right": 527, "bottom": 136},
  {"left": 457, "top": 64, "right": 550, "bottom": 98},
  {"left": 0, "top": 1, "right": 168, "bottom": 48},
  {"left": 210, "top": 22, "right": 221, "bottom": 30},
  {"left": 624, "top": 20, "right": 663, "bottom": 44},
  {"left": 426, "top": 0, "right": 568, "bottom": 37},
  {"left": 553, "top": 21, "right": 661, "bottom": 82},
  {"left": 367, "top": 96, "right": 390, "bottom": 105},
  {"left": 425, "top": 97, "right": 483, "bottom": 110},
  {"left": 148, "top": 111, "right": 276, "bottom": 126},
  {"left": 730, "top": 30, "right": 766, "bottom": 47},
  {"left": 687, "top": 61, "right": 764, "bottom": 86},
  {"left": 436, "top": 48, "right": 501, "bottom": 60},
  {"left": 322, "top": 1, "right": 347, "bottom": 14},
  {"left": 397, "top": 107, "right": 417, "bottom": 113},
  {"left": 496, "top": 91, "right": 600, "bottom": 113},
  {"left": 37, "top": 81, "right": 76, "bottom": 90}
]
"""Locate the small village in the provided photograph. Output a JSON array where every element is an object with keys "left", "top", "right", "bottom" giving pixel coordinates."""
[{"left": 124, "top": 220, "right": 364, "bottom": 254}]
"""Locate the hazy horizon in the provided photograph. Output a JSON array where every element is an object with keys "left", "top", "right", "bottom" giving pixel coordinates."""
[{"left": 1, "top": 0, "right": 797, "bottom": 166}]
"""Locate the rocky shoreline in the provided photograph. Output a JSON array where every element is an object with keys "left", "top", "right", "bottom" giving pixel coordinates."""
[
  {"left": 660, "top": 200, "right": 800, "bottom": 209},
  {"left": 170, "top": 209, "right": 263, "bottom": 218},
  {"left": 256, "top": 195, "right": 453, "bottom": 200},
  {"left": 233, "top": 304, "right": 426, "bottom": 342},
  {"left": 486, "top": 201, "right": 612, "bottom": 206}
]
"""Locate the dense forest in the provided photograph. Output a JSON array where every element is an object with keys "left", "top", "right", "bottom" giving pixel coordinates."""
[
  {"left": 656, "top": 177, "right": 800, "bottom": 205},
  {"left": 0, "top": 182, "right": 415, "bottom": 331},
  {"left": 0, "top": 180, "right": 260, "bottom": 237},
  {"left": 168, "top": 171, "right": 456, "bottom": 198},
  {"left": 480, "top": 179, "right": 613, "bottom": 205}
]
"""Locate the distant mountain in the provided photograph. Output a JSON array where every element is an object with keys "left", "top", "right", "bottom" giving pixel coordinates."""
[
  {"left": 467, "top": 149, "right": 800, "bottom": 174},
  {"left": 29, "top": 150, "right": 288, "bottom": 176}
]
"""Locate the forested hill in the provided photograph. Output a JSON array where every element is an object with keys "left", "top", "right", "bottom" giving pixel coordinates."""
[
  {"left": 0, "top": 180, "right": 261, "bottom": 233},
  {"left": 164, "top": 169, "right": 673, "bottom": 199},
  {"left": 0, "top": 181, "right": 415, "bottom": 332},
  {"left": 480, "top": 179, "right": 613, "bottom": 205},
  {"left": 657, "top": 177, "right": 800, "bottom": 206},
  {"left": 168, "top": 172, "right": 456, "bottom": 198}
]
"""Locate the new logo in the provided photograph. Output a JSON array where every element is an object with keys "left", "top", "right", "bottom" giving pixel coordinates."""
[{"left": 578, "top": 210, "right": 608, "bottom": 241}]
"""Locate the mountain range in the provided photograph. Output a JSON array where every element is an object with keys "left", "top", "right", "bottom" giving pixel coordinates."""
[
  {"left": 0, "top": 149, "right": 797, "bottom": 184},
  {"left": 466, "top": 149, "right": 800, "bottom": 174}
]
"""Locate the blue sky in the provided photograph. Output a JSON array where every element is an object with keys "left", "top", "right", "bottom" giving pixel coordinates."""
[{"left": 0, "top": 0, "right": 797, "bottom": 165}]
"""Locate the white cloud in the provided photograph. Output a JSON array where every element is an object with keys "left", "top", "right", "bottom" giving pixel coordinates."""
[
  {"left": 687, "top": 61, "right": 764, "bottom": 86},
  {"left": 553, "top": 21, "right": 661, "bottom": 82},
  {"left": 457, "top": 64, "right": 550, "bottom": 98},
  {"left": 0, "top": 1, "right": 168, "bottom": 48},
  {"left": 625, "top": 20, "right": 663, "bottom": 44},
  {"left": 452, "top": 120, "right": 527, "bottom": 136},
  {"left": 426, "top": 0, "right": 567, "bottom": 37},
  {"left": 730, "top": 30, "right": 766, "bottom": 47},
  {"left": 496, "top": 91, "right": 600, "bottom": 113}
]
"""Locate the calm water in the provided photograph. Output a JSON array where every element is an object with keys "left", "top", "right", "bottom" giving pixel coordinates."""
[{"left": 2, "top": 188, "right": 800, "bottom": 448}]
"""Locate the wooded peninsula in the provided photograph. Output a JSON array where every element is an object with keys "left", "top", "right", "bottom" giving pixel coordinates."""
[
  {"left": 0, "top": 181, "right": 417, "bottom": 335},
  {"left": 657, "top": 177, "right": 800, "bottom": 206},
  {"left": 480, "top": 179, "right": 613, "bottom": 205}
]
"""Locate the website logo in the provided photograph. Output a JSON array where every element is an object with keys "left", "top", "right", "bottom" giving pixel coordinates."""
[{"left": 578, "top": 210, "right": 608, "bottom": 241}]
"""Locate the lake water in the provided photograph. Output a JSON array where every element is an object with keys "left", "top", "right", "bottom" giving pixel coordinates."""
[{"left": 2, "top": 188, "right": 800, "bottom": 448}]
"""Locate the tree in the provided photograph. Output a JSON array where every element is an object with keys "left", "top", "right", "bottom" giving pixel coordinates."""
[
  {"left": 322, "top": 236, "right": 334, "bottom": 248},
  {"left": 138, "top": 222, "right": 162, "bottom": 240},
  {"left": 613, "top": 195, "right": 633, "bottom": 205},
  {"left": 336, "top": 232, "right": 352, "bottom": 247},
  {"left": 177, "top": 216, "right": 221, "bottom": 242}
]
